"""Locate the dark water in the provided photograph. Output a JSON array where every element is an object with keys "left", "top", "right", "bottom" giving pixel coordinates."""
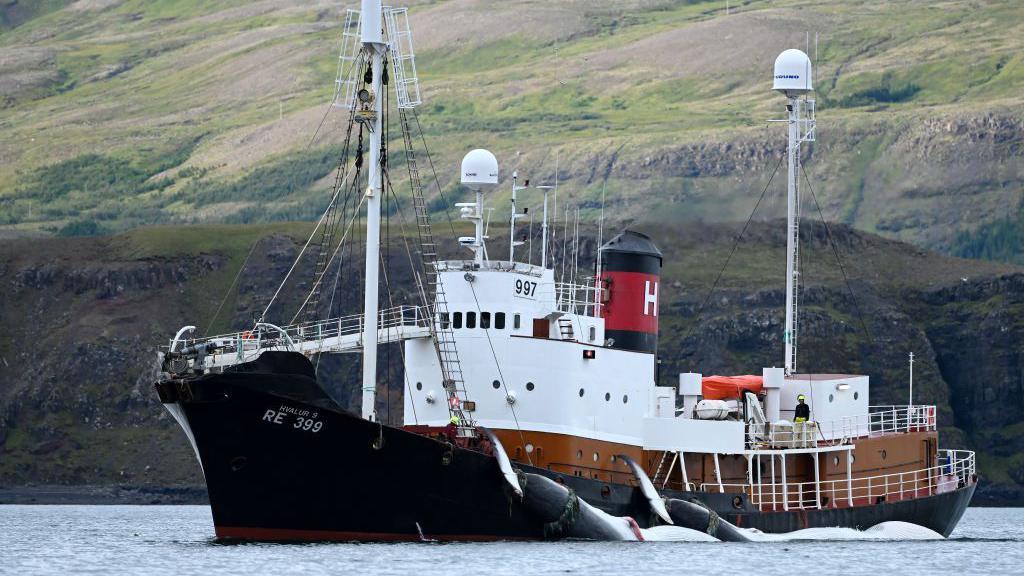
[{"left": 1, "top": 506, "right": 1021, "bottom": 575}]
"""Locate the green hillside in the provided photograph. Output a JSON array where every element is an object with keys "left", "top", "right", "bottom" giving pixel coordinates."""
[{"left": 0, "top": 0, "right": 1022, "bottom": 255}]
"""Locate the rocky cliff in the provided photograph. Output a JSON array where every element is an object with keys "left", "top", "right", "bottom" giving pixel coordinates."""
[{"left": 0, "top": 221, "right": 1021, "bottom": 503}]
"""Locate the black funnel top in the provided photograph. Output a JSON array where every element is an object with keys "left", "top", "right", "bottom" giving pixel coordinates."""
[{"left": 600, "top": 230, "right": 662, "bottom": 261}]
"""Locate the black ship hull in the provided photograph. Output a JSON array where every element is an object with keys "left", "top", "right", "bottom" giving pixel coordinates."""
[{"left": 156, "top": 353, "right": 975, "bottom": 541}]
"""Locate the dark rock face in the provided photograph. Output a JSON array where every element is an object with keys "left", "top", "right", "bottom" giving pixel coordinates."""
[{"left": 0, "top": 223, "right": 1021, "bottom": 502}]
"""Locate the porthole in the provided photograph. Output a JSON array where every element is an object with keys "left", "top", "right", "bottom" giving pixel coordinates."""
[
  {"left": 880, "top": 449, "right": 887, "bottom": 460},
  {"left": 854, "top": 391, "right": 859, "bottom": 400},
  {"left": 601, "top": 485, "right": 611, "bottom": 498},
  {"left": 833, "top": 456, "right": 840, "bottom": 467},
  {"left": 525, "top": 444, "right": 534, "bottom": 454},
  {"left": 526, "top": 382, "right": 535, "bottom": 391},
  {"left": 513, "top": 313, "right": 521, "bottom": 330},
  {"left": 576, "top": 450, "right": 583, "bottom": 460},
  {"left": 829, "top": 393, "right": 835, "bottom": 403},
  {"left": 416, "top": 382, "right": 422, "bottom": 391},
  {"left": 849, "top": 453, "right": 856, "bottom": 464},
  {"left": 593, "top": 452, "right": 600, "bottom": 462},
  {"left": 605, "top": 392, "right": 611, "bottom": 402},
  {"left": 611, "top": 455, "right": 617, "bottom": 463},
  {"left": 622, "top": 395, "right": 628, "bottom": 404},
  {"left": 492, "top": 380, "right": 500, "bottom": 389},
  {"left": 732, "top": 496, "right": 743, "bottom": 510},
  {"left": 579, "top": 388, "right": 585, "bottom": 398}
]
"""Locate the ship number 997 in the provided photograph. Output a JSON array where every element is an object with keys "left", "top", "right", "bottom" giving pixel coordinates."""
[{"left": 515, "top": 279, "right": 537, "bottom": 298}]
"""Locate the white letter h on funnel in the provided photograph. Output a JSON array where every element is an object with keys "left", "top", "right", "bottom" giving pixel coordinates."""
[{"left": 644, "top": 280, "right": 658, "bottom": 317}]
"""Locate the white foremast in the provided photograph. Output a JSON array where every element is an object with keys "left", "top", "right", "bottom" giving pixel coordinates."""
[{"left": 359, "top": 0, "right": 386, "bottom": 421}]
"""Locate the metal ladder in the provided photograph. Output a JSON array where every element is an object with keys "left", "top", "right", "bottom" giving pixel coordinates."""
[
  {"left": 399, "top": 109, "right": 473, "bottom": 428},
  {"left": 652, "top": 451, "right": 677, "bottom": 488},
  {"left": 557, "top": 317, "right": 575, "bottom": 341},
  {"left": 383, "top": 7, "right": 422, "bottom": 109},
  {"left": 334, "top": 9, "right": 363, "bottom": 110}
]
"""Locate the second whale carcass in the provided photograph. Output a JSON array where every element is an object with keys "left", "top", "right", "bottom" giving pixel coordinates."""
[{"left": 518, "top": 471, "right": 644, "bottom": 541}]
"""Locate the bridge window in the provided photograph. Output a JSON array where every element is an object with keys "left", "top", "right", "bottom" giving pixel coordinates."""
[
  {"left": 466, "top": 312, "right": 477, "bottom": 329},
  {"left": 513, "top": 313, "right": 521, "bottom": 330},
  {"left": 438, "top": 313, "right": 450, "bottom": 329},
  {"left": 495, "top": 312, "right": 506, "bottom": 330},
  {"left": 452, "top": 312, "right": 463, "bottom": 329},
  {"left": 480, "top": 312, "right": 491, "bottom": 329}
]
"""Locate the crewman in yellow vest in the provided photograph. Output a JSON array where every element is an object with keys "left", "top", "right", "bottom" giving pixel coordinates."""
[{"left": 794, "top": 394, "right": 810, "bottom": 423}]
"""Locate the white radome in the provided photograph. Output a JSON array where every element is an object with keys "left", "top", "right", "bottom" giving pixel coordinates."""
[
  {"left": 460, "top": 149, "right": 499, "bottom": 190},
  {"left": 773, "top": 48, "right": 813, "bottom": 95}
]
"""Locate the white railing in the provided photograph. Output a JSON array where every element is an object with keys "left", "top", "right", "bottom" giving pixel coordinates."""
[
  {"left": 555, "top": 281, "right": 602, "bottom": 317},
  {"left": 703, "top": 449, "right": 975, "bottom": 511},
  {"left": 164, "top": 305, "right": 431, "bottom": 372},
  {"left": 746, "top": 405, "right": 938, "bottom": 448},
  {"left": 436, "top": 260, "right": 546, "bottom": 277}
]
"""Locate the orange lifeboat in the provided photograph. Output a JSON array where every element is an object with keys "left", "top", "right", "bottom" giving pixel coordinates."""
[{"left": 701, "top": 375, "right": 763, "bottom": 400}]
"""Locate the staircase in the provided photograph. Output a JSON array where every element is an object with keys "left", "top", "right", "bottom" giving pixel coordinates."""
[
  {"left": 557, "top": 317, "right": 575, "bottom": 341},
  {"left": 652, "top": 451, "right": 678, "bottom": 489},
  {"left": 399, "top": 109, "right": 473, "bottom": 428}
]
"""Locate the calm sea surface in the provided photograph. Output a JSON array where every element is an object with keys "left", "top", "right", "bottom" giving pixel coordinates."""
[{"left": 1, "top": 506, "right": 1021, "bottom": 576}]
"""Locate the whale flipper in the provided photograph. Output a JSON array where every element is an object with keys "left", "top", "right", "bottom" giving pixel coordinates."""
[
  {"left": 617, "top": 454, "right": 673, "bottom": 525},
  {"left": 480, "top": 427, "right": 523, "bottom": 497}
]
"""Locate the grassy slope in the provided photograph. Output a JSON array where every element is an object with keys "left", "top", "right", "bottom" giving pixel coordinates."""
[{"left": 0, "top": 0, "right": 1021, "bottom": 251}]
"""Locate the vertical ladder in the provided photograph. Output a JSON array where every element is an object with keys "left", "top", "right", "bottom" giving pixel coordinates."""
[
  {"left": 383, "top": 7, "right": 422, "bottom": 109},
  {"left": 334, "top": 9, "right": 362, "bottom": 110},
  {"left": 399, "top": 109, "right": 473, "bottom": 427}
]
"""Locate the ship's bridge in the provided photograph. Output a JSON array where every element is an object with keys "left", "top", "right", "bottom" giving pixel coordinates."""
[
  {"left": 403, "top": 258, "right": 663, "bottom": 445},
  {"left": 434, "top": 259, "right": 605, "bottom": 343}
]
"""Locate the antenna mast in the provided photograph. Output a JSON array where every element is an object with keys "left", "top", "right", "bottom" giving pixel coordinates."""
[
  {"left": 509, "top": 172, "right": 528, "bottom": 262},
  {"left": 772, "top": 49, "right": 815, "bottom": 376}
]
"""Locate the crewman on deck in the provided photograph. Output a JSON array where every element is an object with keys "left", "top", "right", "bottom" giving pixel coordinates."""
[
  {"left": 794, "top": 394, "right": 810, "bottom": 423},
  {"left": 445, "top": 415, "right": 460, "bottom": 442}
]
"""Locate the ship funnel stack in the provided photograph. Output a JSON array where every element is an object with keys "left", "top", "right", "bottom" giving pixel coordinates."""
[
  {"left": 598, "top": 231, "right": 663, "bottom": 354},
  {"left": 773, "top": 49, "right": 816, "bottom": 376},
  {"left": 459, "top": 149, "right": 499, "bottom": 265}
]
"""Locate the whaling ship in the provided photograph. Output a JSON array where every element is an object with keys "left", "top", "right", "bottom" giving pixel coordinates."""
[{"left": 155, "top": 1, "right": 976, "bottom": 541}]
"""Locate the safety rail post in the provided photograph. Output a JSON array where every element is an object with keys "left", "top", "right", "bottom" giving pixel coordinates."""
[{"left": 781, "top": 454, "right": 789, "bottom": 511}]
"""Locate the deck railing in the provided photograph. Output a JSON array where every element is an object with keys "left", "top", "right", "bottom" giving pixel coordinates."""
[
  {"left": 164, "top": 304, "right": 430, "bottom": 371},
  {"left": 702, "top": 449, "right": 974, "bottom": 511},
  {"left": 555, "top": 281, "right": 602, "bottom": 317},
  {"left": 746, "top": 405, "right": 938, "bottom": 448}
]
